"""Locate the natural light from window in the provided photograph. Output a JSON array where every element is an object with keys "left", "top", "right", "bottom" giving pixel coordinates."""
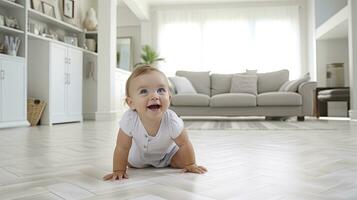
[{"left": 156, "top": 6, "right": 301, "bottom": 78}]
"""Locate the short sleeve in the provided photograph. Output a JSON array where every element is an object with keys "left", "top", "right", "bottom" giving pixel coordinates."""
[
  {"left": 167, "top": 110, "right": 184, "bottom": 139},
  {"left": 119, "top": 110, "right": 135, "bottom": 137}
]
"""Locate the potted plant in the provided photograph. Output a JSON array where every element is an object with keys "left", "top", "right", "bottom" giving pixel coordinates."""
[{"left": 134, "top": 45, "right": 164, "bottom": 68}]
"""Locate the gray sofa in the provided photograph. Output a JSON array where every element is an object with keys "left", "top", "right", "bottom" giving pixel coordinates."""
[{"left": 169, "top": 70, "right": 317, "bottom": 121}]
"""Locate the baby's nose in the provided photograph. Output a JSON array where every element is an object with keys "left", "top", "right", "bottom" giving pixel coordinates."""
[{"left": 150, "top": 92, "right": 160, "bottom": 99}]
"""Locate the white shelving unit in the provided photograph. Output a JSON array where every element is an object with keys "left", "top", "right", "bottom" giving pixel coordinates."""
[
  {"left": 0, "top": 0, "right": 99, "bottom": 128},
  {"left": 316, "top": 5, "right": 349, "bottom": 40},
  {"left": 27, "top": 32, "right": 97, "bottom": 56},
  {"left": 0, "top": 0, "right": 29, "bottom": 128},
  {"left": 26, "top": 1, "right": 99, "bottom": 123}
]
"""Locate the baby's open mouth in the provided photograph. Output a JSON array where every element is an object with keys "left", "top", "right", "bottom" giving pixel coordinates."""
[{"left": 147, "top": 104, "right": 161, "bottom": 110}]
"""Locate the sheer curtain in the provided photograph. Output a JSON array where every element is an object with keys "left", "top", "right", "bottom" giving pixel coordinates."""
[{"left": 155, "top": 6, "right": 301, "bottom": 78}]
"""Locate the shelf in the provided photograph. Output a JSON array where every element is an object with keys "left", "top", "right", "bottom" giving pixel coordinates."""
[
  {"left": 82, "top": 49, "right": 98, "bottom": 56},
  {"left": 316, "top": 5, "right": 349, "bottom": 40},
  {"left": 27, "top": 32, "right": 97, "bottom": 56},
  {"left": 84, "top": 31, "right": 98, "bottom": 35},
  {"left": 0, "top": 25, "right": 25, "bottom": 35},
  {"left": 0, "top": 0, "right": 24, "bottom": 9},
  {"left": 28, "top": 9, "right": 84, "bottom": 33},
  {"left": 0, "top": 53, "right": 25, "bottom": 61}
]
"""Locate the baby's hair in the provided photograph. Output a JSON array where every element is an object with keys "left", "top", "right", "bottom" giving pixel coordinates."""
[{"left": 125, "top": 65, "right": 168, "bottom": 98}]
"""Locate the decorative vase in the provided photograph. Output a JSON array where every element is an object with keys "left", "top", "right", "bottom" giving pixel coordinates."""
[
  {"left": 85, "top": 39, "right": 96, "bottom": 52},
  {"left": 83, "top": 8, "right": 98, "bottom": 31}
]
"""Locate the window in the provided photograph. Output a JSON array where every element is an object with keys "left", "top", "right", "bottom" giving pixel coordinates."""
[{"left": 155, "top": 6, "right": 301, "bottom": 78}]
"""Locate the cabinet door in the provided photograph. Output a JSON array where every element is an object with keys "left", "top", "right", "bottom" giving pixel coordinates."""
[
  {"left": 1, "top": 60, "right": 26, "bottom": 121},
  {"left": 67, "top": 48, "right": 83, "bottom": 117},
  {"left": 50, "top": 43, "right": 67, "bottom": 119}
]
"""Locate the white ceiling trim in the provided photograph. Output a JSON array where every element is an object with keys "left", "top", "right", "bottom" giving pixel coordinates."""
[{"left": 121, "top": 0, "right": 150, "bottom": 20}]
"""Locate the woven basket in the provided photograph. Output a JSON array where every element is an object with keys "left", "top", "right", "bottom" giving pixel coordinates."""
[{"left": 27, "top": 98, "right": 46, "bottom": 126}]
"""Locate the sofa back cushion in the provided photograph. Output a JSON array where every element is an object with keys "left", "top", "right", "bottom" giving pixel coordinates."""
[
  {"left": 230, "top": 74, "right": 258, "bottom": 95},
  {"left": 257, "top": 69, "right": 289, "bottom": 93},
  {"left": 176, "top": 71, "right": 210, "bottom": 96},
  {"left": 211, "top": 73, "right": 233, "bottom": 96}
]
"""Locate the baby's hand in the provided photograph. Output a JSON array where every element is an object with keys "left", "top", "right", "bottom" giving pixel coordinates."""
[
  {"left": 183, "top": 164, "right": 207, "bottom": 174},
  {"left": 103, "top": 170, "right": 129, "bottom": 181}
]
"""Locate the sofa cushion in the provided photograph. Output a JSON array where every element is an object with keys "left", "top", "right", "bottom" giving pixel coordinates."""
[
  {"left": 257, "top": 70, "right": 289, "bottom": 94},
  {"left": 257, "top": 92, "right": 302, "bottom": 106},
  {"left": 171, "top": 94, "right": 210, "bottom": 106},
  {"left": 210, "top": 93, "right": 257, "bottom": 107},
  {"left": 211, "top": 73, "right": 233, "bottom": 96},
  {"left": 168, "top": 76, "right": 197, "bottom": 94},
  {"left": 176, "top": 71, "right": 210, "bottom": 96},
  {"left": 230, "top": 74, "right": 258, "bottom": 95}
]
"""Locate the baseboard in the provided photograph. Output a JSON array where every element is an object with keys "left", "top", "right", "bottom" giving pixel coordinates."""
[
  {"left": 349, "top": 109, "right": 357, "bottom": 120},
  {"left": 94, "top": 110, "right": 125, "bottom": 121},
  {"left": 0, "top": 120, "right": 30, "bottom": 129}
]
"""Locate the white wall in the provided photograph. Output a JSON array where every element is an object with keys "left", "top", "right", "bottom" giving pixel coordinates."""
[
  {"left": 307, "top": 0, "right": 317, "bottom": 81},
  {"left": 315, "top": 0, "right": 347, "bottom": 28},
  {"left": 117, "top": 5, "right": 142, "bottom": 67},
  {"left": 316, "top": 39, "right": 349, "bottom": 87},
  {"left": 117, "top": 5, "right": 141, "bottom": 27}
]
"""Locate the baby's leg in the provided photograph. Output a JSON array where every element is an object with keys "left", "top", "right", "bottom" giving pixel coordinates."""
[{"left": 169, "top": 149, "right": 187, "bottom": 169}]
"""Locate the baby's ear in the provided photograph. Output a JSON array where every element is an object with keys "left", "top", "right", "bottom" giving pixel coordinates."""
[{"left": 126, "top": 97, "right": 135, "bottom": 109}]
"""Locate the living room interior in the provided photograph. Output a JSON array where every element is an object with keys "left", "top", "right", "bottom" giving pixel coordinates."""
[{"left": 0, "top": 0, "right": 357, "bottom": 199}]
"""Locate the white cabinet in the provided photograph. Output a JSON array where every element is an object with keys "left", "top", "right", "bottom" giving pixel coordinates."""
[
  {"left": 0, "top": 55, "right": 28, "bottom": 128},
  {"left": 28, "top": 39, "right": 83, "bottom": 125}
]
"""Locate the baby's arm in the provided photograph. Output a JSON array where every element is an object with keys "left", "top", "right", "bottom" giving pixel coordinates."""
[
  {"left": 172, "top": 129, "right": 207, "bottom": 174},
  {"left": 103, "top": 129, "right": 132, "bottom": 181}
]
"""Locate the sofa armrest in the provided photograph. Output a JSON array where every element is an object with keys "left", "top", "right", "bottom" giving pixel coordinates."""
[{"left": 298, "top": 81, "right": 317, "bottom": 116}]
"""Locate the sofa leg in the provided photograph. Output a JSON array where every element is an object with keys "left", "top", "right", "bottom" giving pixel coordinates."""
[{"left": 297, "top": 116, "right": 305, "bottom": 121}]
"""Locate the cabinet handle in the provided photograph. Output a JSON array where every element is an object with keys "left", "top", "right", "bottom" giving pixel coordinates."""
[
  {"left": 65, "top": 73, "right": 68, "bottom": 84},
  {"left": 69, "top": 58, "right": 71, "bottom": 64},
  {"left": 68, "top": 74, "right": 71, "bottom": 84},
  {"left": 1, "top": 70, "right": 4, "bottom": 80}
]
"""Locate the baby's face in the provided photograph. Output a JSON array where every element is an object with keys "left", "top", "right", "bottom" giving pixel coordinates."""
[{"left": 127, "top": 71, "right": 171, "bottom": 120}]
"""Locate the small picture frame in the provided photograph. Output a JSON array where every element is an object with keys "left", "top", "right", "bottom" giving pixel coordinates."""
[
  {"left": 42, "top": 2, "right": 55, "bottom": 18},
  {"left": 63, "top": 0, "right": 74, "bottom": 19},
  {"left": 31, "top": 0, "right": 43, "bottom": 12}
]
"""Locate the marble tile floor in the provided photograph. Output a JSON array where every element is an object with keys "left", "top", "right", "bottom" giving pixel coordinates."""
[{"left": 0, "top": 118, "right": 357, "bottom": 200}]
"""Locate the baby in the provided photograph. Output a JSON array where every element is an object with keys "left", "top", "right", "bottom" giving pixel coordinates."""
[{"left": 103, "top": 65, "right": 207, "bottom": 181}]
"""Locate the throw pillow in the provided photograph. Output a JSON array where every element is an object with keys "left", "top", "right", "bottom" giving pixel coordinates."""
[
  {"left": 168, "top": 76, "right": 197, "bottom": 94},
  {"left": 230, "top": 74, "right": 258, "bottom": 95},
  {"left": 279, "top": 73, "right": 310, "bottom": 92}
]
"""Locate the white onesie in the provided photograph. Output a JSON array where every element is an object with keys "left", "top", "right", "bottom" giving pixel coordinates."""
[{"left": 119, "top": 109, "right": 184, "bottom": 168}]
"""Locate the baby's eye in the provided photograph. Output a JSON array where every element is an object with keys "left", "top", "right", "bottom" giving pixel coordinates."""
[
  {"left": 157, "top": 87, "right": 167, "bottom": 95},
  {"left": 138, "top": 89, "right": 148, "bottom": 95}
]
